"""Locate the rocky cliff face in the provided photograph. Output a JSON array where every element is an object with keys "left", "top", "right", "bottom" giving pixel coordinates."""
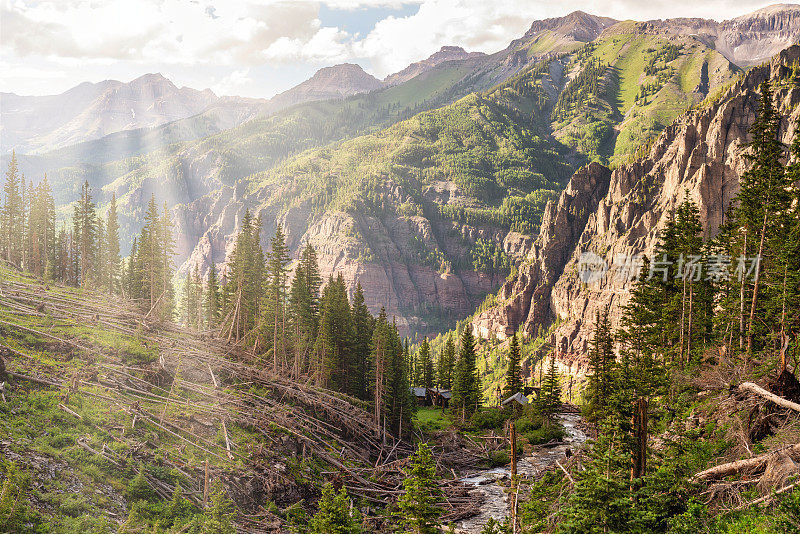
[
  {"left": 642, "top": 4, "right": 800, "bottom": 67},
  {"left": 472, "top": 45, "right": 800, "bottom": 375}
]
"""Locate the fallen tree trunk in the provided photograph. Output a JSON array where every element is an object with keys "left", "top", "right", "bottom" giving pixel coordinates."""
[
  {"left": 692, "top": 444, "right": 800, "bottom": 482},
  {"left": 739, "top": 382, "right": 800, "bottom": 412}
]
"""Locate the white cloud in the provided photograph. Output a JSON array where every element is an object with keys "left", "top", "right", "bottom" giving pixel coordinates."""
[
  {"left": 211, "top": 68, "right": 253, "bottom": 96},
  {"left": 1, "top": 0, "right": 797, "bottom": 96}
]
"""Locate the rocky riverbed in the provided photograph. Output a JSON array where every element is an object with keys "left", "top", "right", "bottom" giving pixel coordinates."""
[{"left": 456, "top": 413, "right": 587, "bottom": 533}]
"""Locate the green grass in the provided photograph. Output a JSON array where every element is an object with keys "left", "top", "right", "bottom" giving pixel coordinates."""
[{"left": 413, "top": 407, "right": 452, "bottom": 432}]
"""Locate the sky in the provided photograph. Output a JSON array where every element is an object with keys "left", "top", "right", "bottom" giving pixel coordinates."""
[{"left": 1, "top": 0, "right": 797, "bottom": 99}]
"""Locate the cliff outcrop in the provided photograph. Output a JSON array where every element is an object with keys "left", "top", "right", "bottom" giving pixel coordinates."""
[{"left": 472, "top": 45, "right": 800, "bottom": 375}]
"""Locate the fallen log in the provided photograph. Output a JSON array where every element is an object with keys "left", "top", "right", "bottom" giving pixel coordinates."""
[
  {"left": 739, "top": 382, "right": 800, "bottom": 412},
  {"left": 692, "top": 444, "right": 800, "bottom": 481}
]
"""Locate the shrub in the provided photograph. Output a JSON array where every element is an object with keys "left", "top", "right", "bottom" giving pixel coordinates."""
[
  {"left": 488, "top": 450, "right": 510, "bottom": 468},
  {"left": 469, "top": 409, "right": 508, "bottom": 431}
]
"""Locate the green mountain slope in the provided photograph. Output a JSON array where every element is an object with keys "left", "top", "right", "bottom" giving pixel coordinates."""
[{"left": 550, "top": 26, "right": 738, "bottom": 164}]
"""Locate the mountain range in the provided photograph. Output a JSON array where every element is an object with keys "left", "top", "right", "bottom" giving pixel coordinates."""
[{"left": 4, "top": 3, "right": 800, "bottom": 340}]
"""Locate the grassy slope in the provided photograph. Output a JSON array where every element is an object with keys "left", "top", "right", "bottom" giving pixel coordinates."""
[
  {"left": 550, "top": 28, "right": 738, "bottom": 165},
  {"left": 0, "top": 266, "right": 381, "bottom": 532}
]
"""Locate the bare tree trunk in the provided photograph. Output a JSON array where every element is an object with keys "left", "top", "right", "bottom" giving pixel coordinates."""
[
  {"left": 739, "top": 230, "right": 747, "bottom": 353},
  {"left": 679, "top": 273, "right": 687, "bottom": 364},
  {"left": 747, "top": 213, "right": 767, "bottom": 355},
  {"left": 687, "top": 283, "right": 694, "bottom": 364}
]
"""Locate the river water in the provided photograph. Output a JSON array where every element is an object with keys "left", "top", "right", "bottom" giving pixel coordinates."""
[{"left": 455, "top": 414, "right": 587, "bottom": 533}]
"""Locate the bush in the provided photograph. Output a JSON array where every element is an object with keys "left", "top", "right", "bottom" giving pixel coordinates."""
[
  {"left": 59, "top": 494, "right": 90, "bottom": 517},
  {"left": 523, "top": 425, "right": 564, "bottom": 446},
  {"left": 125, "top": 471, "right": 157, "bottom": 503},
  {"left": 48, "top": 433, "right": 75, "bottom": 449},
  {"left": 469, "top": 409, "right": 508, "bottom": 431},
  {"left": 488, "top": 450, "right": 510, "bottom": 468}
]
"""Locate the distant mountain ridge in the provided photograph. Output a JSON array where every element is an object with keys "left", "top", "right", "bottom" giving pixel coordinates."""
[
  {"left": 8, "top": 4, "right": 800, "bottom": 337},
  {"left": 1, "top": 73, "right": 235, "bottom": 154},
  {"left": 384, "top": 46, "right": 486, "bottom": 86},
  {"left": 269, "top": 63, "right": 384, "bottom": 107}
]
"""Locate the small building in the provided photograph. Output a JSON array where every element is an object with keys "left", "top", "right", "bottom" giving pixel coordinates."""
[
  {"left": 429, "top": 388, "right": 452, "bottom": 408},
  {"left": 501, "top": 392, "right": 529, "bottom": 407},
  {"left": 410, "top": 387, "right": 429, "bottom": 406}
]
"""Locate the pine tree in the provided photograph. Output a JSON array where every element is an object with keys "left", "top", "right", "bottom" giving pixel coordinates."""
[
  {"left": 308, "top": 483, "right": 362, "bottom": 534},
  {"left": 584, "top": 309, "right": 616, "bottom": 424},
  {"left": 418, "top": 338, "right": 434, "bottom": 389},
  {"left": 221, "top": 212, "right": 264, "bottom": 342},
  {"left": 315, "top": 274, "right": 354, "bottom": 392},
  {"left": 396, "top": 443, "right": 443, "bottom": 534},
  {"left": 538, "top": 355, "right": 561, "bottom": 418},
  {"left": 158, "top": 202, "right": 176, "bottom": 320},
  {"left": 205, "top": 264, "right": 221, "bottom": 329},
  {"left": 267, "top": 225, "right": 291, "bottom": 370},
  {"left": 452, "top": 328, "right": 481, "bottom": 421},
  {"left": 504, "top": 333, "right": 523, "bottom": 398},
  {"left": 1, "top": 152, "right": 24, "bottom": 267},
  {"left": 351, "top": 283, "right": 374, "bottom": 399},
  {"left": 734, "top": 81, "right": 792, "bottom": 355},
  {"left": 103, "top": 194, "right": 121, "bottom": 293},
  {"left": 137, "top": 195, "right": 162, "bottom": 311},
  {"left": 71, "top": 181, "right": 98, "bottom": 286},
  {"left": 289, "top": 244, "right": 322, "bottom": 378},
  {"left": 437, "top": 333, "right": 455, "bottom": 389}
]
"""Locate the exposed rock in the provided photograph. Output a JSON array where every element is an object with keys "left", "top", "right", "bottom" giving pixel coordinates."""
[
  {"left": 472, "top": 162, "right": 611, "bottom": 342},
  {"left": 270, "top": 63, "right": 384, "bottom": 107},
  {"left": 384, "top": 46, "right": 486, "bottom": 86},
  {"left": 473, "top": 45, "right": 800, "bottom": 376},
  {"left": 641, "top": 4, "right": 800, "bottom": 67}
]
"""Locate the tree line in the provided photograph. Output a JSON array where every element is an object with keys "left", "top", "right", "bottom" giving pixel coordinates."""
[
  {"left": 1, "top": 154, "right": 178, "bottom": 320},
  {"left": 550, "top": 80, "right": 800, "bottom": 532}
]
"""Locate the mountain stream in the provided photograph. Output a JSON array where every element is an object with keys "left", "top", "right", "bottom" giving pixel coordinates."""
[{"left": 456, "top": 413, "right": 587, "bottom": 533}]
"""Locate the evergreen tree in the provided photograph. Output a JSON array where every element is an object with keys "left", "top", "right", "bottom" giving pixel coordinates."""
[
  {"left": 369, "top": 312, "right": 413, "bottom": 435},
  {"left": 205, "top": 264, "right": 221, "bottom": 329},
  {"left": 159, "top": 202, "right": 176, "bottom": 320},
  {"left": 538, "top": 355, "right": 561, "bottom": 418},
  {"left": 315, "top": 274, "right": 354, "bottom": 392},
  {"left": 266, "top": 225, "right": 291, "bottom": 369},
  {"left": 584, "top": 309, "right": 616, "bottom": 424},
  {"left": 452, "top": 328, "right": 482, "bottom": 421},
  {"left": 437, "top": 334, "right": 455, "bottom": 389},
  {"left": 221, "top": 212, "right": 264, "bottom": 342},
  {"left": 504, "top": 333, "right": 523, "bottom": 397},
  {"left": 103, "top": 193, "right": 121, "bottom": 293},
  {"left": 418, "top": 338, "right": 434, "bottom": 389},
  {"left": 308, "top": 483, "right": 362, "bottom": 534},
  {"left": 71, "top": 180, "right": 98, "bottom": 286},
  {"left": 351, "top": 283, "right": 374, "bottom": 399},
  {"left": 289, "top": 244, "right": 322, "bottom": 378},
  {"left": 396, "top": 443, "right": 443, "bottom": 534},
  {"left": 1, "top": 152, "right": 24, "bottom": 267},
  {"left": 732, "top": 81, "right": 792, "bottom": 354}
]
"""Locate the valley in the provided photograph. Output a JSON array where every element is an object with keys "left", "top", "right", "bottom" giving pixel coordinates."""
[{"left": 2, "top": 3, "right": 800, "bottom": 533}]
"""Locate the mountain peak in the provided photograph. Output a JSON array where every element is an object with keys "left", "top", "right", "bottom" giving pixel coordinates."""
[
  {"left": 384, "top": 46, "right": 486, "bottom": 86},
  {"left": 523, "top": 10, "right": 618, "bottom": 42},
  {"left": 737, "top": 3, "right": 800, "bottom": 18},
  {"left": 270, "top": 63, "right": 383, "bottom": 107}
]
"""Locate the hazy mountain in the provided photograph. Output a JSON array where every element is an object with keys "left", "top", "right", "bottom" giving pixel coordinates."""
[
  {"left": 14, "top": 4, "right": 800, "bottom": 335},
  {"left": 0, "top": 73, "right": 240, "bottom": 154},
  {"left": 269, "top": 63, "right": 384, "bottom": 108},
  {"left": 384, "top": 46, "right": 487, "bottom": 86}
]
